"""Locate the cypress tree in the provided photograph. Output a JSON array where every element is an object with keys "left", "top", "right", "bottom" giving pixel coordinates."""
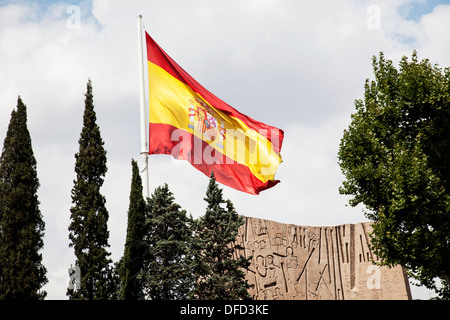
[
  {"left": 0, "top": 97, "right": 47, "bottom": 299},
  {"left": 191, "top": 171, "right": 251, "bottom": 300},
  {"left": 120, "top": 159, "right": 147, "bottom": 300},
  {"left": 68, "top": 80, "right": 113, "bottom": 299},
  {"left": 141, "top": 184, "right": 195, "bottom": 300}
]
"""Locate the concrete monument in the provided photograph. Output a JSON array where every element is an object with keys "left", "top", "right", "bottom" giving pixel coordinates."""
[{"left": 233, "top": 217, "right": 411, "bottom": 300}]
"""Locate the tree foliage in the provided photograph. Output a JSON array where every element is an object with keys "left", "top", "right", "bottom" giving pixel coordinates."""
[
  {"left": 141, "top": 183, "right": 195, "bottom": 300},
  {"left": 190, "top": 172, "right": 251, "bottom": 300},
  {"left": 338, "top": 52, "right": 450, "bottom": 298},
  {"left": 0, "top": 97, "right": 47, "bottom": 299},
  {"left": 119, "top": 159, "right": 147, "bottom": 300},
  {"left": 68, "top": 80, "right": 114, "bottom": 299}
]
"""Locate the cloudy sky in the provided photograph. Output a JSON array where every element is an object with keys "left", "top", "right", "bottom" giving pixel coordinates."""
[{"left": 1, "top": 0, "right": 449, "bottom": 299}]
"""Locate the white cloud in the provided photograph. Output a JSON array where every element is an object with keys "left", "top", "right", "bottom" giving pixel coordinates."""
[
  {"left": 416, "top": 4, "right": 450, "bottom": 65},
  {"left": 0, "top": 0, "right": 445, "bottom": 299}
]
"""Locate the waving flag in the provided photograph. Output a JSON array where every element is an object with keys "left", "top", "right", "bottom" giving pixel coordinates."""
[{"left": 145, "top": 32, "right": 284, "bottom": 195}]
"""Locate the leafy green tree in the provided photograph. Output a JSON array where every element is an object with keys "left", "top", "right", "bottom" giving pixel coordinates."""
[
  {"left": 190, "top": 172, "right": 251, "bottom": 300},
  {"left": 338, "top": 51, "right": 450, "bottom": 299},
  {"left": 141, "top": 184, "right": 195, "bottom": 300},
  {"left": 119, "top": 159, "right": 147, "bottom": 300},
  {"left": 68, "top": 80, "right": 113, "bottom": 299},
  {"left": 0, "top": 97, "right": 47, "bottom": 300}
]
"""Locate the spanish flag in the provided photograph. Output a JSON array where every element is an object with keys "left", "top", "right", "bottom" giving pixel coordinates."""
[{"left": 146, "top": 32, "right": 284, "bottom": 195}]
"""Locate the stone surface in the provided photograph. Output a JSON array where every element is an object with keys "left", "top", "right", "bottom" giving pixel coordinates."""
[{"left": 233, "top": 217, "right": 411, "bottom": 300}]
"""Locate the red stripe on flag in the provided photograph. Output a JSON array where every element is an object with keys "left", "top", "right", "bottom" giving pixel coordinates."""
[{"left": 149, "top": 123, "right": 280, "bottom": 195}]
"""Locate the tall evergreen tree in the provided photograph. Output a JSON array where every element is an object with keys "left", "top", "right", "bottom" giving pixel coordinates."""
[
  {"left": 119, "top": 159, "right": 147, "bottom": 300},
  {"left": 191, "top": 172, "right": 250, "bottom": 300},
  {"left": 141, "top": 184, "right": 195, "bottom": 300},
  {"left": 0, "top": 97, "right": 47, "bottom": 299},
  {"left": 68, "top": 80, "right": 113, "bottom": 299}
]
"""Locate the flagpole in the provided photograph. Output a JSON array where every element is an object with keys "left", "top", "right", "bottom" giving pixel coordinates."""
[{"left": 137, "top": 14, "right": 150, "bottom": 199}]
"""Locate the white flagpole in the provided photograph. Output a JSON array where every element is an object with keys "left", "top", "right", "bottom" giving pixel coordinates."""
[{"left": 137, "top": 15, "right": 150, "bottom": 199}]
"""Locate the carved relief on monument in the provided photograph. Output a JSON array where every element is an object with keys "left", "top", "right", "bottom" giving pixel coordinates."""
[{"left": 233, "top": 217, "right": 411, "bottom": 300}]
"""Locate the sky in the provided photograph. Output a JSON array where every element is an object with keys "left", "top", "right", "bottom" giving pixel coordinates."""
[{"left": 1, "top": 0, "right": 449, "bottom": 300}]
